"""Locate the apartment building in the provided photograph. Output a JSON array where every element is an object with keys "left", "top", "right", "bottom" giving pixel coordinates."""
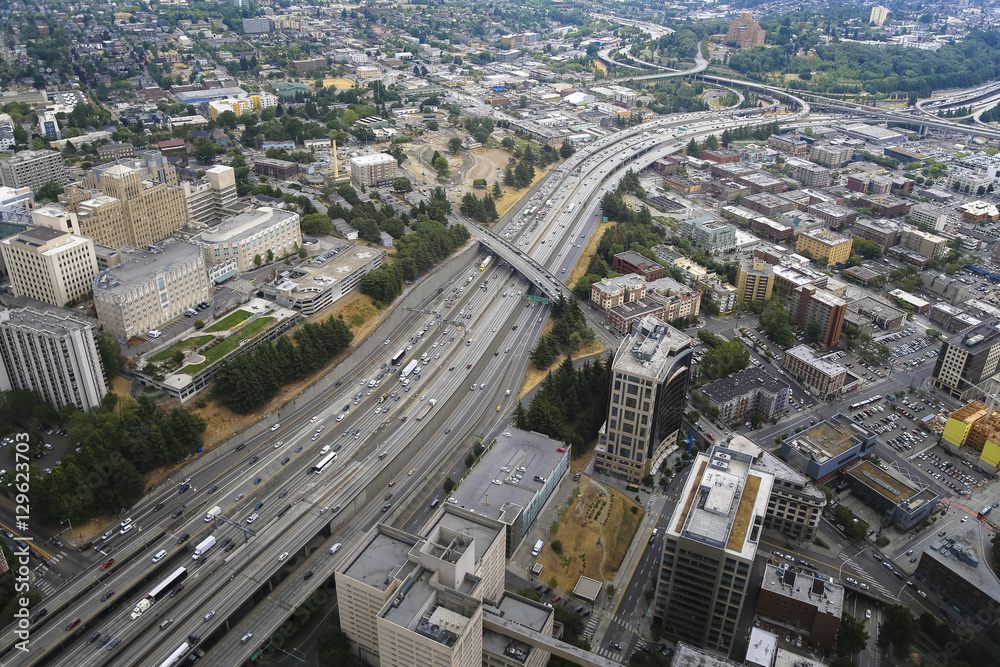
[
  {"left": 726, "top": 12, "right": 766, "bottom": 48},
  {"left": 931, "top": 320, "right": 1000, "bottom": 400},
  {"left": 736, "top": 257, "right": 774, "bottom": 304},
  {"left": 69, "top": 163, "right": 188, "bottom": 249},
  {"left": 793, "top": 163, "right": 832, "bottom": 188},
  {"left": 183, "top": 165, "right": 240, "bottom": 227},
  {"left": 783, "top": 345, "right": 847, "bottom": 396},
  {"left": 93, "top": 241, "right": 211, "bottom": 341},
  {"left": 788, "top": 287, "right": 847, "bottom": 351},
  {"left": 653, "top": 445, "right": 773, "bottom": 654},
  {"left": 850, "top": 218, "right": 900, "bottom": 251},
  {"left": 0, "top": 227, "right": 98, "bottom": 307},
  {"left": 0, "top": 150, "right": 67, "bottom": 192},
  {"left": 913, "top": 522, "right": 1000, "bottom": 624},
  {"left": 809, "top": 144, "right": 854, "bottom": 169},
  {"left": 198, "top": 207, "right": 302, "bottom": 273},
  {"left": 349, "top": 153, "right": 396, "bottom": 188},
  {"left": 611, "top": 250, "right": 665, "bottom": 281},
  {"left": 597, "top": 315, "right": 692, "bottom": 484},
  {"left": 646, "top": 277, "right": 701, "bottom": 322},
  {"left": 207, "top": 92, "right": 278, "bottom": 120},
  {"left": 796, "top": 229, "right": 853, "bottom": 268},
  {"left": 589, "top": 274, "right": 647, "bottom": 313},
  {"left": 899, "top": 227, "right": 948, "bottom": 259},
  {"left": 0, "top": 307, "right": 108, "bottom": 411},
  {"left": 700, "top": 367, "right": 790, "bottom": 424},
  {"left": 682, "top": 216, "right": 737, "bottom": 254}
]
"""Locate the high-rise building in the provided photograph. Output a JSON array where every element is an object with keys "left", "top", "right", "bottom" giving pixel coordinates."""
[
  {"left": 931, "top": 321, "right": 1000, "bottom": 400},
  {"left": 349, "top": 153, "right": 396, "bottom": 187},
  {"left": 795, "top": 229, "right": 853, "bottom": 268},
  {"left": 808, "top": 144, "right": 854, "bottom": 169},
  {"left": 93, "top": 241, "right": 211, "bottom": 341},
  {"left": 0, "top": 227, "right": 98, "bottom": 307},
  {"left": 183, "top": 165, "right": 239, "bottom": 227},
  {"left": 597, "top": 315, "right": 692, "bottom": 484},
  {"left": 870, "top": 6, "right": 889, "bottom": 26},
  {"left": 726, "top": 13, "right": 766, "bottom": 48},
  {"left": 787, "top": 287, "right": 847, "bottom": 351},
  {"left": 197, "top": 207, "right": 301, "bottom": 273},
  {"left": 0, "top": 307, "right": 108, "bottom": 411},
  {"left": 736, "top": 257, "right": 774, "bottom": 304},
  {"left": 653, "top": 445, "right": 774, "bottom": 654},
  {"left": 0, "top": 150, "right": 67, "bottom": 193}
]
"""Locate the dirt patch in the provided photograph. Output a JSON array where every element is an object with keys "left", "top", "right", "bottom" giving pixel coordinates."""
[
  {"left": 567, "top": 220, "right": 615, "bottom": 287},
  {"left": 493, "top": 163, "right": 554, "bottom": 218},
  {"left": 322, "top": 78, "right": 357, "bottom": 90},
  {"left": 537, "top": 478, "right": 643, "bottom": 590},
  {"left": 110, "top": 376, "right": 131, "bottom": 401},
  {"left": 517, "top": 339, "right": 605, "bottom": 399}
]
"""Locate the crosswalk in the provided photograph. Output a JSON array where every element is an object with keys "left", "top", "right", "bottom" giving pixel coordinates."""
[
  {"left": 838, "top": 553, "right": 893, "bottom": 597},
  {"left": 583, "top": 616, "right": 598, "bottom": 640},
  {"left": 32, "top": 550, "right": 68, "bottom": 598}
]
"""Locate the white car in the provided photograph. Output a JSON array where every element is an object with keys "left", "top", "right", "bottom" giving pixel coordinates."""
[
  {"left": 492, "top": 479, "right": 502, "bottom": 486},
  {"left": 330, "top": 543, "right": 342, "bottom": 554},
  {"left": 278, "top": 552, "right": 289, "bottom": 561},
  {"left": 274, "top": 441, "right": 283, "bottom": 448},
  {"left": 270, "top": 423, "right": 280, "bottom": 431},
  {"left": 120, "top": 524, "right": 133, "bottom": 535}
]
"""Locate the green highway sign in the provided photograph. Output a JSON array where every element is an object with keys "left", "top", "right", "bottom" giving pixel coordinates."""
[
  {"left": 474, "top": 434, "right": 484, "bottom": 441},
  {"left": 525, "top": 295, "right": 550, "bottom": 303}
]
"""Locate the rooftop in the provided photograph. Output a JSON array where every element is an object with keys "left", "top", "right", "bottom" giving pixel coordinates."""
[
  {"left": 671, "top": 641, "right": 746, "bottom": 667},
  {"left": 847, "top": 459, "right": 922, "bottom": 504},
  {"left": 350, "top": 153, "right": 396, "bottom": 166},
  {"left": 342, "top": 525, "right": 420, "bottom": 592},
  {"left": 924, "top": 523, "right": 1000, "bottom": 605},
  {"left": 701, "top": 367, "right": 788, "bottom": 404},
  {"left": 93, "top": 241, "right": 202, "bottom": 294},
  {"left": 613, "top": 314, "right": 692, "bottom": 381},
  {"left": 801, "top": 228, "right": 851, "bottom": 245},
  {"left": 787, "top": 414, "right": 877, "bottom": 465},
  {"left": 201, "top": 207, "right": 299, "bottom": 244},
  {"left": 947, "top": 320, "right": 1000, "bottom": 354},
  {"left": 785, "top": 345, "right": 845, "bottom": 378},
  {"left": 760, "top": 564, "right": 844, "bottom": 618},
  {"left": 0, "top": 307, "right": 93, "bottom": 337}
]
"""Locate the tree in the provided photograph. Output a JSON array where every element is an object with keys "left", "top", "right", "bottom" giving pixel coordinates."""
[
  {"left": 35, "top": 181, "right": 64, "bottom": 204},
  {"left": 492, "top": 181, "right": 503, "bottom": 200},
  {"left": 559, "top": 141, "right": 575, "bottom": 159},
  {"left": 605, "top": 584, "right": 616, "bottom": 598},
  {"left": 433, "top": 156, "right": 450, "bottom": 179},
  {"left": 443, "top": 476, "right": 456, "bottom": 494},
  {"left": 301, "top": 213, "right": 333, "bottom": 235},
  {"left": 448, "top": 137, "right": 463, "bottom": 154},
  {"left": 393, "top": 177, "right": 413, "bottom": 193},
  {"left": 835, "top": 614, "right": 870, "bottom": 657},
  {"left": 426, "top": 119, "right": 439, "bottom": 131},
  {"left": 519, "top": 95, "right": 528, "bottom": 108},
  {"left": 806, "top": 321, "right": 823, "bottom": 345},
  {"left": 852, "top": 238, "right": 883, "bottom": 259},
  {"left": 465, "top": 452, "right": 475, "bottom": 468},
  {"left": 192, "top": 137, "right": 216, "bottom": 163},
  {"left": 254, "top": 254, "right": 262, "bottom": 267},
  {"left": 877, "top": 605, "right": 917, "bottom": 659},
  {"left": 686, "top": 137, "right": 700, "bottom": 156},
  {"left": 501, "top": 136, "right": 516, "bottom": 151},
  {"left": 760, "top": 299, "right": 795, "bottom": 349}
]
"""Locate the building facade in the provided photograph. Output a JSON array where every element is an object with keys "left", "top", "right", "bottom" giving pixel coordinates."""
[
  {"left": 726, "top": 13, "right": 766, "bottom": 48},
  {"left": 682, "top": 217, "right": 737, "bottom": 254},
  {"left": 736, "top": 257, "right": 774, "bottom": 304},
  {"left": 349, "top": 154, "right": 397, "bottom": 188},
  {"left": 0, "top": 227, "right": 98, "bottom": 307},
  {"left": 796, "top": 229, "right": 853, "bottom": 267},
  {"left": 0, "top": 150, "right": 67, "bottom": 193},
  {"left": 783, "top": 345, "right": 847, "bottom": 396},
  {"left": 756, "top": 566, "right": 843, "bottom": 650},
  {"left": 198, "top": 207, "right": 301, "bottom": 273},
  {"left": 597, "top": 315, "right": 692, "bottom": 484},
  {"left": 899, "top": 227, "right": 947, "bottom": 259},
  {"left": 183, "top": 165, "right": 239, "bottom": 227},
  {"left": 0, "top": 307, "right": 108, "bottom": 411},
  {"left": 92, "top": 241, "right": 211, "bottom": 341},
  {"left": 611, "top": 250, "right": 664, "bottom": 281},
  {"left": 590, "top": 274, "right": 647, "bottom": 313},
  {"left": 700, "top": 367, "right": 790, "bottom": 424},
  {"left": 931, "top": 321, "right": 1000, "bottom": 400}
]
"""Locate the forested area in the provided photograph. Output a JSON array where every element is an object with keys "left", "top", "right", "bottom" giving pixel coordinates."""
[{"left": 529, "top": 295, "right": 597, "bottom": 369}]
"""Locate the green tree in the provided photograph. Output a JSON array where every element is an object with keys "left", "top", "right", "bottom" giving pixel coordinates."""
[
  {"left": 806, "top": 321, "right": 823, "bottom": 345},
  {"left": 835, "top": 614, "right": 870, "bottom": 657},
  {"left": 448, "top": 137, "right": 463, "bottom": 154},
  {"left": 492, "top": 181, "right": 503, "bottom": 200},
  {"left": 35, "top": 181, "right": 64, "bottom": 204},
  {"left": 465, "top": 452, "right": 475, "bottom": 468},
  {"left": 192, "top": 137, "right": 216, "bottom": 163},
  {"left": 700, "top": 339, "right": 750, "bottom": 381},
  {"left": 254, "top": 254, "right": 262, "bottom": 267},
  {"left": 852, "top": 238, "right": 883, "bottom": 259},
  {"left": 686, "top": 137, "right": 700, "bottom": 156},
  {"left": 877, "top": 605, "right": 917, "bottom": 659},
  {"left": 433, "top": 156, "right": 450, "bottom": 179},
  {"left": 760, "top": 299, "right": 795, "bottom": 349},
  {"left": 559, "top": 141, "right": 575, "bottom": 159},
  {"left": 519, "top": 95, "right": 528, "bottom": 108},
  {"left": 301, "top": 212, "right": 333, "bottom": 235},
  {"left": 393, "top": 177, "right": 413, "bottom": 193},
  {"left": 443, "top": 476, "right": 456, "bottom": 494}
]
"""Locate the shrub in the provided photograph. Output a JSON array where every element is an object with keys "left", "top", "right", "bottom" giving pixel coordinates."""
[{"left": 551, "top": 540, "right": 563, "bottom": 555}]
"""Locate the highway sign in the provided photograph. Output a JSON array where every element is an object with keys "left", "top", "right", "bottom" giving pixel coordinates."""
[{"left": 525, "top": 295, "right": 550, "bottom": 303}]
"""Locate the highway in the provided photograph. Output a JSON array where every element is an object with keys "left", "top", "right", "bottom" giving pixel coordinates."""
[{"left": 4, "top": 106, "right": 812, "bottom": 666}]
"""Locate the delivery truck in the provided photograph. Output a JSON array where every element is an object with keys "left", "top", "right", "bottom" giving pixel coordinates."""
[
  {"left": 204, "top": 506, "right": 221, "bottom": 522},
  {"left": 192, "top": 536, "right": 216, "bottom": 560}
]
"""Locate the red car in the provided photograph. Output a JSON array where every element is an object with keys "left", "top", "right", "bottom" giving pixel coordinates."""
[
  {"left": 100, "top": 559, "right": 115, "bottom": 571},
  {"left": 66, "top": 618, "right": 81, "bottom": 632},
  {"left": 551, "top": 595, "right": 562, "bottom": 603},
  {"left": 384, "top": 493, "right": 393, "bottom": 501},
  {"left": 556, "top": 448, "right": 565, "bottom": 453},
  {"left": 708, "top": 433, "right": 715, "bottom": 441},
  {"left": 388, "top": 481, "right": 396, "bottom": 487}
]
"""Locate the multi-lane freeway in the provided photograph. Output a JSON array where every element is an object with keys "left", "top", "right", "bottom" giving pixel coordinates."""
[{"left": 5, "top": 106, "right": 812, "bottom": 667}]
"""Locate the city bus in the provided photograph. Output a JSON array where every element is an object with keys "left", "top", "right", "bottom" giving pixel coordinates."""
[{"left": 311, "top": 451, "right": 337, "bottom": 474}]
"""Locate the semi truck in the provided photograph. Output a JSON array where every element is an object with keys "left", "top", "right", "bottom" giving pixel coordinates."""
[
  {"left": 415, "top": 399, "right": 437, "bottom": 421},
  {"left": 480, "top": 256, "right": 491, "bottom": 271},
  {"left": 204, "top": 506, "right": 221, "bottom": 522},
  {"left": 400, "top": 360, "right": 419, "bottom": 379},
  {"left": 379, "top": 392, "right": 388, "bottom": 403},
  {"left": 192, "top": 536, "right": 217, "bottom": 560}
]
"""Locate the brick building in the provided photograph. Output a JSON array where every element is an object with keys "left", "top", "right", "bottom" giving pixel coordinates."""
[
  {"left": 612, "top": 250, "right": 664, "bottom": 281},
  {"left": 783, "top": 345, "right": 848, "bottom": 397}
]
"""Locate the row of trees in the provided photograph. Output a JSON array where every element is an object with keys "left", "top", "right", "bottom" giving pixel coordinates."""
[
  {"left": 214, "top": 315, "right": 354, "bottom": 414},
  {"left": 529, "top": 295, "right": 596, "bottom": 369},
  {"left": 512, "top": 355, "right": 611, "bottom": 455},
  {"left": 0, "top": 390, "right": 206, "bottom": 525},
  {"left": 759, "top": 298, "right": 796, "bottom": 350},
  {"left": 459, "top": 191, "right": 500, "bottom": 223}
]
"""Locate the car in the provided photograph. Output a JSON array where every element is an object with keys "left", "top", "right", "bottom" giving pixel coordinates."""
[
  {"left": 207, "top": 485, "right": 218, "bottom": 495},
  {"left": 235, "top": 444, "right": 246, "bottom": 452},
  {"left": 153, "top": 502, "right": 165, "bottom": 512},
  {"left": 224, "top": 542, "right": 236, "bottom": 552},
  {"left": 304, "top": 571, "right": 314, "bottom": 580},
  {"left": 846, "top": 577, "right": 858, "bottom": 585},
  {"left": 66, "top": 618, "right": 81, "bottom": 632},
  {"left": 270, "top": 423, "right": 280, "bottom": 431},
  {"left": 281, "top": 457, "right": 290, "bottom": 465},
  {"left": 172, "top": 508, "right": 183, "bottom": 518},
  {"left": 249, "top": 456, "right": 259, "bottom": 465},
  {"left": 88, "top": 632, "right": 101, "bottom": 645},
  {"left": 278, "top": 552, "right": 289, "bottom": 561},
  {"left": 274, "top": 440, "right": 283, "bottom": 448},
  {"left": 557, "top": 447, "right": 565, "bottom": 453},
  {"left": 551, "top": 595, "right": 562, "bottom": 603},
  {"left": 107, "top": 638, "right": 121, "bottom": 651},
  {"left": 610, "top": 643, "right": 622, "bottom": 651},
  {"left": 178, "top": 483, "right": 190, "bottom": 494},
  {"left": 204, "top": 611, "right": 216, "bottom": 622},
  {"left": 120, "top": 524, "right": 133, "bottom": 535},
  {"left": 388, "top": 481, "right": 396, "bottom": 487},
  {"left": 255, "top": 501, "right": 264, "bottom": 511},
  {"left": 330, "top": 543, "right": 342, "bottom": 554},
  {"left": 235, "top": 494, "right": 244, "bottom": 501},
  {"left": 100, "top": 559, "right": 115, "bottom": 570},
  {"left": 254, "top": 477, "right": 262, "bottom": 485},
  {"left": 385, "top": 493, "right": 393, "bottom": 501},
  {"left": 320, "top": 506, "right": 329, "bottom": 514}
]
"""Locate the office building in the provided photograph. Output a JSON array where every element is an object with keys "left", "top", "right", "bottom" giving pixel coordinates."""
[
  {"left": 611, "top": 250, "right": 664, "bottom": 281},
  {"left": 756, "top": 566, "right": 843, "bottom": 650},
  {"left": 783, "top": 346, "right": 847, "bottom": 397},
  {"left": 590, "top": 274, "right": 646, "bottom": 313},
  {"left": 93, "top": 241, "right": 211, "bottom": 341},
  {"left": 870, "top": 5, "right": 889, "bottom": 26},
  {"left": 845, "top": 460, "right": 939, "bottom": 531},
  {"left": 931, "top": 321, "right": 1000, "bottom": 400},
  {"left": 0, "top": 150, "right": 67, "bottom": 193},
  {"left": 700, "top": 367, "right": 789, "bottom": 424},
  {"left": 653, "top": 445, "right": 773, "bottom": 654},
  {"left": 253, "top": 157, "right": 300, "bottom": 180},
  {"left": 914, "top": 524, "right": 1000, "bottom": 624},
  {"left": 899, "top": 227, "right": 947, "bottom": 259},
  {"left": 736, "top": 257, "right": 774, "bottom": 304},
  {"left": 850, "top": 218, "right": 900, "bottom": 252},
  {"left": 183, "top": 165, "right": 241, "bottom": 227},
  {"left": 0, "top": 307, "right": 108, "bottom": 411},
  {"left": 929, "top": 302, "right": 979, "bottom": 333},
  {"left": 780, "top": 414, "right": 878, "bottom": 482},
  {"left": 68, "top": 163, "right": 188, "bottom": 249},
  {"left": 269, "top": 241, "right": 384, "bottom": 316},
  {"left": 795, "top": 229, "right": 853, "bottom": 268},
  {"left": 349, "top": 154, "right": 396, "bottom": 188},
  {"left": 0, "top": 227, "right": 98, "bottom": 307},
  {"left": 97, "top": 143, "right": 138, "bottom": 161},
  {"left": 597, "top": 315, "right": 692, "bottom": 484},
  {"left": 682, "top": 217, "right": 737, "bottom": 254},
  {"left": 198, "top": 207, "right": 302, "bottom": 273},
  {"left": 726, "top": 13, "right": 766, "bottom": 48},
  {"left": 30, "top": 206, "right": 80, "bottom": 235},
  {"left": 909, "top": 203, "right": 951, "bottom": 232},
  {"left": 844, "top": 294, "right": 906, "bottom": 333}
]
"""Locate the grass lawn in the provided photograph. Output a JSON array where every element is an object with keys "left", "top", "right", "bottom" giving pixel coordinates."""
[
  {"left": 149, "top": 335, "right": 215, "bottom": 362},
  {"left": 206, "top": 309, "right": 252, "bottom": 332},
  {"left": 181, "top": 317, "right": 274, "bottom": 374}
]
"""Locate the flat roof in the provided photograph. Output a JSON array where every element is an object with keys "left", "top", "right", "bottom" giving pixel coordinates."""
[
  {"left": 341, "top": 526, "right": 420, "bottom": 592},
  {"left": 448, "top": 428, "right": 567, "bottom": 524},
  {"left": 773, "top": 647, "right": 826, "bottom": 667},
  {"left": 923, "top": 522, "right": 1000, "bottom": 604},
  {"left": 701, "top": 366, "right": 788, "bottom": 404},
  {"left": 274, "top": 240, "right": 383, "bottom": 297},
  {"left": 745, "top": 628, "right": 778, "bottom": 667},
  {"left": 1, "top": 307, "right": 92, "bottom": 337},
  {"left": 761, "top": 564, "right": 844, "bottom": 618},
  {"left": 201, "top": 207, "right": 298, "bottom": 244},
  {"left": 380, "top": 571, "right": 478, "bottom": 646},
  {"left": 847, "top": 460, "right": 921, "bottom": 503},
  {"left": 672, "top": 642, "right": 746, "bottom": 667},
  {"left": 93, "top": 241, "right": 201, "bottom": 294},
  {"left": 423, "top": 510, "right": 503, "bottom": 566},
  {"left": 612, "top": 315, "right": 692, "bottom": 381},
  {"left": 785, "top": 345, "right": 845, "bottom": 378},
  {"left": 788, "top": 414, "right": 876, "bottom": 465}
]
